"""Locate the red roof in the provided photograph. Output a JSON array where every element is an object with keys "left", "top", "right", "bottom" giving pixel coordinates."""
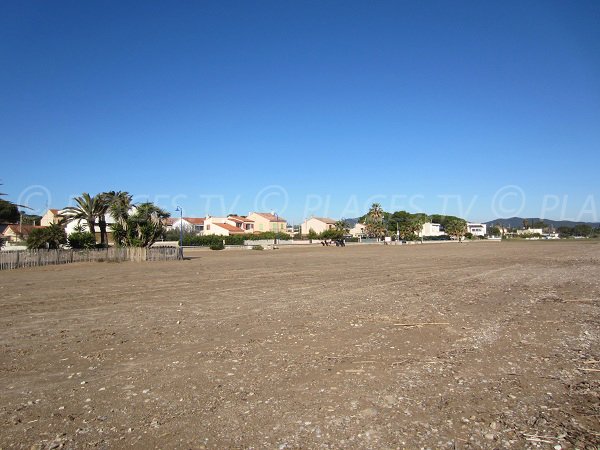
[
  {"left": 49, "top": 209, "right": 60, "bottom": 215},
  {"left": 228, "top": 215, "right": 254, "bottom": 223},
  {"left": 213, "top": 223, "right": 245, "bottom": 233},
  {"left": 183, "top": 217, "right": 205, "bottom": 225},
  {"left": 2, "top": 224, "right": 45, "bottom": 236}
]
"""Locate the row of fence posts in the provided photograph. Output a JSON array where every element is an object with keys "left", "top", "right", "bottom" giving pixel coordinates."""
[{"left": 0, "top": 246, "right": 179, "bottom": 271}]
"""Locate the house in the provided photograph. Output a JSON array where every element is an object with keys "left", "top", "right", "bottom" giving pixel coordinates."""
[
  {"left": 41, "top": 209, "right": 64, "bottom": 226},
  {"left": 226, "top": 215, "right": 255, "bottom": 233},
  {"left": 516, "top": 228, "right": 543, "bottom": 236},
  {"left": 59, "top": 210, "right": 117, "bottom": 244},
  {"left": 467, "top": 223, "right": 487, "bottom": 237},
  {"left": 301, "top": 217, "right": 336, "bottom": 235},
  {"left": 420, "top": 222, "right": 445, "bottom": 237},
  {"left": 163, "top": 217, "right": 176, "bottom": 230},
  {"left": 349, "top": 222, "right": 367, "bottom": 238},
  {"left": 203, "top": 219, "right": 246, "bottom": 236},
  {"left": 171, "top": 217, "right": 205, "bottom": 234},
  {"left": 203, "top": 222, "right": 246, "bottom": 236},
  {"left": 247, "top": 212, "right": 287, "bottom": 233},
  {"left": 1, "top": 224, "right": 45, "bottom": 243}
]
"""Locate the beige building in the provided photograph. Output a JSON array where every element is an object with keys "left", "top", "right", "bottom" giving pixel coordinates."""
[
  {"left": 247, "top": 212, "right": 286, "bottom": 233},
  {"left": 204, "top": 221, "right": 246, "bottom": 236},
  {"left": 300, "top": 217, "right": 336, "bottom": 235},
  {"left": 226, "top": 215, "right": 255, "bottom": 233},
  {"left": 349, "top": 222, "right": 367, "bottom": 237},
  {"left": 1, "top": 224, "right": 44, "bottom": 243},
  {"left": 40, "top": 209, "right": 64, "bottom": 226}
]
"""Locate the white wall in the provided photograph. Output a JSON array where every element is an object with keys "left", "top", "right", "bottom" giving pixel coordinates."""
[{"left": 420, "top": 222, "right": 444, "bottom": 237}]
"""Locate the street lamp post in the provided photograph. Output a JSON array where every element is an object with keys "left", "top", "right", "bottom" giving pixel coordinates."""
[
  {"left": 274, "top": 212, "right": 278, "bottom": 246},
  {"left": 175, "top": 206, "right": 183, "bottom": 259}
]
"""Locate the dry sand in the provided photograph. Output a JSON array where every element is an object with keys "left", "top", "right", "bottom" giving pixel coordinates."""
[{"left": 1, "top": 241, "right": 599, "bottom": 449}]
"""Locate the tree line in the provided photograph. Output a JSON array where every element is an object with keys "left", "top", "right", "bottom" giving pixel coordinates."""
[
  {"left": 28, "top": 191, "right": 170, "bottom": 249},
  {"left": 359, "top": 203, "right": 469, "bottom": 241}
]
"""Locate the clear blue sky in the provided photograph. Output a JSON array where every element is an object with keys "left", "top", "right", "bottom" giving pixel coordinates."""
[{"left": 1, "top": 1, "right": 599, "bottom": 223}]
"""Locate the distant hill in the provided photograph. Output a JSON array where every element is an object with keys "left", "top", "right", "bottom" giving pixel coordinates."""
[
  {"left": 343, "top": 215, "right": 599, "bottom": 230},
  {"left": 483, "top": 217, "right": 600, "bottom": 229}
]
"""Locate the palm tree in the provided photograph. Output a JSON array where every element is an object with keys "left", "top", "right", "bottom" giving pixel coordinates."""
[
  {"left": 97, "top": 191, "right": 133, "bottom": 246},
  {"left": 106, "top": 191, "right": 133, "bottom": 225},
  {"left": 334, "top": 219, "right": 350, "bottom": 234},
  {"left": 368, "top": 203, "right": 384, "bottom": 222},
  {"left": 409, "top": 214, "right": 429, "bottom": 243},
  {"left": 111, "top": 201, "right": 169, "bottom": 247},
  {"left": 62, "top": 193, "right": 101, "bottom": 243},
  {"left": 365, "top": 203, "right": 386, "bottom": 239}
]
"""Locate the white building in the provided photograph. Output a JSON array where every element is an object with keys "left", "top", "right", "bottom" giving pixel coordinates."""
[
  {"left": 419, "top": 222, "right": 445, "bottom": 237},
  {"left": 171, "top": 217, "right": 205, "bottom": 234},
  {"left": 516, "top": 228, "right": 543, "bottom": 236},
  {"left": 467, "top": 222, "right": 487, "bottom": 237}
]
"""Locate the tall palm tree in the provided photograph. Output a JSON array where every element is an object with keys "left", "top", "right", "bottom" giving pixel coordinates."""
[
  {"left": 368, "top": 203, "right": 384, "bottom": 222},
  {"left": 365, "top": 203, "right": 386, "bottom": 239},
  {"left": 62, "top": 193, "right": 101, "bottom": 243},
  {"left": 97, "top": 191, "right": 133, "bottom": 246},
  {"left": 410, "top": 214, "right": 429, "bottom": 243},
  {"left": 107, "top": 191, "right": 133, "bottom": 225}
]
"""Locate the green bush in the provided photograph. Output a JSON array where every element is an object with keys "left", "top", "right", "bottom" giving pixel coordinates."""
[
  {"left": 320, "top": 229, "right": 345, "bottom": 240},
  {"left": 68, "top": 231, "right": 96, "bottom": 249},
  {"left": 252, "top": 245, "right": 264, "bottom": 250},
  {"left": 182, "top": 235, "right": 244, "bottom": 246},
  {"left": 163, "top": 231, "right": 291, "bottom": 247},
  {"left": 210, "top": 241, "right": 225, "bottom": 250},
  {"left": 245, "top": 232, "right": 290, "bottom": 241},
  {"left": 26, "top": 224, "right": 67, "bottom": 249}
]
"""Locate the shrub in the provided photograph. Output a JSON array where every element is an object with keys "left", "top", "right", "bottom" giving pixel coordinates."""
[
  {"left": 210, "top": 241, "right": 225, "bottom": 250},
  {"left": 320, "top": 229, "right": 345, "bottom": 240},
  {"left": 244, "top": 232, "right": 290, "bottom": 241},
  {"left": 182, "top": 235, "right": 244, "bottom": 246},
  {"left": 26, "top": 224, "right": 67, "bottom": 249},
  {"left": 252, "top": 245, "right": 264, "bottom": 250},
  {"left": 68, "top": 231, "right": 96, "bottom": 249}
]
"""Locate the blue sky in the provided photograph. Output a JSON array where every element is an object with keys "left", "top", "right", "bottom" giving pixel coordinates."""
[{"left": 1, "top": 1, "right": 599, "bottom": 223}]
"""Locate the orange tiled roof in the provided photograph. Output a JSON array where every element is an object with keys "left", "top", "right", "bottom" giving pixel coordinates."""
[
  {"left": 3, "top": 224, "right": 44, "bottom": 236},
  {"left": 183, "top": 217, "right": 205, "bottom": 225},
  {"left": 213, "top": 223, "right": 246, "bottom": 233},
  {"left": 228, "top": 215, "right": 254, "bottom": 223}
]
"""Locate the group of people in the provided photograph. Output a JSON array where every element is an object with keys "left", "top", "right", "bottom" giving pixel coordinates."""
[{"left": 321, "top": 239, "right": 346, "bottom": 247}]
